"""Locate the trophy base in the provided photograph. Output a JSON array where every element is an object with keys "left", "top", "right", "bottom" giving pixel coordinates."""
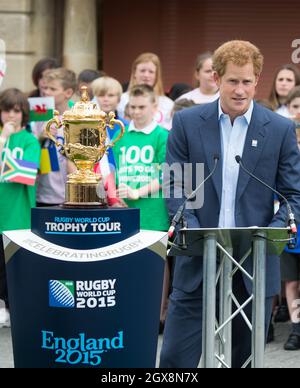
[
  {"left": 64, "top": 182, "right": 107, "bottom": 209},
  {"left": 63, "top": 203, "right": 108, "bottom": 209}
]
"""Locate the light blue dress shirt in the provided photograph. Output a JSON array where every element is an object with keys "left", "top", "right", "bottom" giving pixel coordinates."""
[{"left": 218, "top": 100, "right": 254, "bottom": 227}]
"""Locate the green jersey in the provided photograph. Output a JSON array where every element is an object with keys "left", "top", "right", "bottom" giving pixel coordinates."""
[
  {"left": 113, "top": 124, "right": 169, "bottom": 231},
  {"left": 0, "top": 129, "right": 41, "bottom": 233}
]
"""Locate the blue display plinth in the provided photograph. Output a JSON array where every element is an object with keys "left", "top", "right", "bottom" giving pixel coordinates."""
[{"left": 3, "top": 207, "right": 167, "bottom": 368}]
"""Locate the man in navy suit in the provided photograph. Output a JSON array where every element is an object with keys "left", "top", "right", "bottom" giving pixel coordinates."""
[{"left": 160, "top": 40, "right": 300, "bottom": 368}]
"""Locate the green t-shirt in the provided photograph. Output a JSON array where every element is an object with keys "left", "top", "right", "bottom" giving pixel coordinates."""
[
  {"left": 113, "top": 125, "right": 169, "bottom": 231},
  {"left": 0, "top": 129, "right": 41, "bottom": 233}
]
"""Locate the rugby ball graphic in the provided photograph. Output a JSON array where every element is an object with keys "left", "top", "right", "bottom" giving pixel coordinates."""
[{"left": 49, "top": 280, "right": 75, "bottom": 308}]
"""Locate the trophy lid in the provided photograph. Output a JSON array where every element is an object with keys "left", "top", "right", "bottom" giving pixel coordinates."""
[{"left": 63, "top": 86, "right": 107, "bottom": 121}]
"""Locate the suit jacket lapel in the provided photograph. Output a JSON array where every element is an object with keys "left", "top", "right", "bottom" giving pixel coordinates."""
[
  {"left": 199, "top": 101, "right": 223, "bottom": 205},
  {"left": 236, "top": 102, "right": 268, "bottom": 202}
]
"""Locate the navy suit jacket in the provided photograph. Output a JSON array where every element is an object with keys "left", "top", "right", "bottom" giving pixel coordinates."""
[{"left": 165, "top": 100, "right": 300, "bottom": 297}]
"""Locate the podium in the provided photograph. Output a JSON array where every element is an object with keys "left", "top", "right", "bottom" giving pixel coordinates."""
[
  {"left": 3, "top": 207, "right": 167, "bottom": 368},
  {"left": 169, "top": 227, "right": 289, "bottom": 368}
]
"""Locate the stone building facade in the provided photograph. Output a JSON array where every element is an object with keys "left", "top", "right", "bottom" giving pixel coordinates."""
[
  {"left": 0, "top": 0, "right": 100, "bottom": 92},
  {"left": 0, "top": 0, "right": 299, "bottom": 98}
]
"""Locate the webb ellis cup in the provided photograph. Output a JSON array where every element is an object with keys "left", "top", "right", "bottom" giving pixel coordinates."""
[{"left": 45, "top": 86, "right": 125, "bottom": 207}]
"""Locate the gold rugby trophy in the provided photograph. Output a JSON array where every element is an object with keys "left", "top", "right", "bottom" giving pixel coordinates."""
[{"left": 45, "top": 86, "right": 125, "bottom": 208}]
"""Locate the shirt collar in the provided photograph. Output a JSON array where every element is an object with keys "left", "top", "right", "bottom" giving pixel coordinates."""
[
  {"left": 218, "top": 99, "right": 254, "bottom": 125},
  {"left": 128, "top": 119, "right": 157, "bottom": 135}
]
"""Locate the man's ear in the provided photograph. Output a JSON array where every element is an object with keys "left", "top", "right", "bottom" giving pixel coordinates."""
[{"left": 213, "top": 71, "right": 221, "bottom": 88}]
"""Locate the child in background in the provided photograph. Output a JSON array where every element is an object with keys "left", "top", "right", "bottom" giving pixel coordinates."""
[
  {"left": 280, "top": 86, "right": 300, "bottom": 350},
  {"left": 118, "top": 52, "right": 174, "bottom": 130},
  {"left": 36, "top": 68, "right": 77, "bottom": 207},
  {"left": 28, "top": 57, "right": 60, "bottom": 98},
  {"left": 172, "top": 98, "right": 197, "bottom": 116},
  {"left": 123, "top": 102, "right": 131, "bottom": 122},
  {"left": 77, "top": 69, "right": 105, "bottom": 101},
  {"left": 176, "top": 52, "right": 219, "bottom": 104},
  {"left": 92, "top": 76, "right": 128, "bottom": 207},
  {"left": 268, "top": 64, "right": 300, "bottom": 117},
  {"left": 0, "top": 88, "right": 40, "bottom": 328},
  {"left": 28, "top": 57, "right": 61, "bottom": 139},
  {"left": 113, "top": 84, "right": 169, "bottom": 329},
  {"left": 92, "top": 76, "right": 127, "bottom": 135},
  {"left": 286, "top": 86, "right": 300, "bottom": 122},
  {"left": 114, "top": 84, "right": 169, "bottom": 230}
]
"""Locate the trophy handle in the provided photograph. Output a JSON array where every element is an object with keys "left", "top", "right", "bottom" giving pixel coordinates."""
[
  {"left": 107, "top": 116, "right": 125, "bottom": 148},
  {"left": 45, "top": 110, "right": 64, "bottom": 148}
]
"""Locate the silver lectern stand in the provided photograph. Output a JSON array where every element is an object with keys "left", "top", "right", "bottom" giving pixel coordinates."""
[{"left": 169, "top": 227, "right": 289, "bottom": 368}]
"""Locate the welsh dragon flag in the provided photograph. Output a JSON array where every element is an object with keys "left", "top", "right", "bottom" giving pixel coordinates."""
[{"left": 28, "top": 96, "right": 55, "bottom": 122}]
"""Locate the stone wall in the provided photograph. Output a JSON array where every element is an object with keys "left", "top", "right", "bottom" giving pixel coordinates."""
[
  {"left": 0, "top": 0, "right": 98, "bottom": 93},
  {"left": 0, "top": 0, "right": 36, "bottom": 92}
]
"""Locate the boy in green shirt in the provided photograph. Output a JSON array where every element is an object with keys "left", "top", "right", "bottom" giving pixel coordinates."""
[
  {"left": 0, "top": 88, "right": 40, "bottom": 327},
  {"left": 114, "top": 84, "right": 170, "bottom": 331},
  {"left": 114, "top": 84, "right": 169, "bottom": 231}
]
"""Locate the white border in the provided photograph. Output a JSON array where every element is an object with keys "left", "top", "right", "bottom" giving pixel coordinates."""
[{"left": 3, "top": 230, "right": 168, "bottom": 263}]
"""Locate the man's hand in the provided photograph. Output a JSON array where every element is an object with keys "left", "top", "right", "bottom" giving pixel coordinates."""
[{"left": 116, "top": 183, "right": 139, "bottom": 200}]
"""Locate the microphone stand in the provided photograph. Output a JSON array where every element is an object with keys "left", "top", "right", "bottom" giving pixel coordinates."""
[
  {"left": 177, "top": 216, "right": 188, "bottom": 250},
  {"left": 235, "top": 155, "right": 297, "bottom": 249},
  {"left": 168, "top": 155, "right": 220, "bottom": 240}
]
